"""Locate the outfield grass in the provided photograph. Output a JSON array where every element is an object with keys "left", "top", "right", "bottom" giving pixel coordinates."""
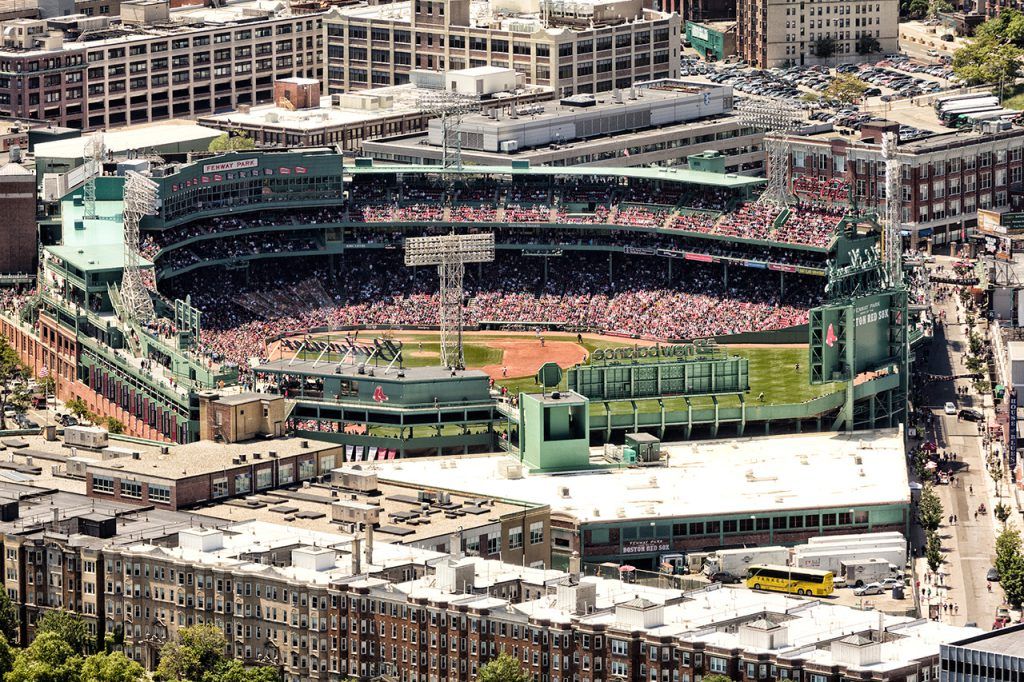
[
  {"left": 495, "top": 346, "right": 843, "bottom": 414},
  {"left": 297, "top": 331, "right": 843, "bottom": 411}
]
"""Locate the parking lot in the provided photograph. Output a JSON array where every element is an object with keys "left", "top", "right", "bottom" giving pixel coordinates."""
[{"left": 681, "top": 51, "right": 965, "bottom": 138}]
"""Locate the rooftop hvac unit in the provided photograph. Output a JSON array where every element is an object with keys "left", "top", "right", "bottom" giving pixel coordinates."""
[
  {"left": 558, "top": 486, "right": 571, "bottom": 498},
  {"left": 265, "top": 112, "right": 280, "bottom": 123},
  {"left": 500, "top": 140, "right": 519, "bottom": 153}
]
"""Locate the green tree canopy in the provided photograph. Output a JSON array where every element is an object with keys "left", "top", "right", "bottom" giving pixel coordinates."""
[
  {"left": 925, "top": 531, "right": 945, "bottom": 573},
  {"left": 0, "top": 336, "right": 28, "bottom": 429},
  {"left": 0, "top": 589, "right": 20, "bottom": 644},
  {"left": 478, "top": 652, "right": 531, "bottom": 682},
  {"left": 856, "top": 34, "right": 881, "bottom": 55},
  {"left": 208, "top": 134, "right": 256, "bottom": 152},
  {"left": 64, "top": 397, "right": 92, "bottom": 422},
  {"left": 80, "top": 651, "right": 145, "bottom": 682},
  {"left": 36, "top": 610, "right": 91, "bottom": 655},
  {"left": 919, "top": 484, "right": 944, "bottom": 533},
  {"left": 7, "top": 631, "right": 83, "bottom": 682},
  {"left": 208, "top": 659, "right": 281, "bottom": 682},
  {"left": 812, "top": 36, "right": 836, "bottom": 58},
  {"left": 823, "top": 74, "right": 870, "bottom": 104}
]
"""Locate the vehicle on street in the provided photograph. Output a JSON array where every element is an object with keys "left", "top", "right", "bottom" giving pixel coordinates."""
[
  {"left": 853, "top": 583, "right": 884, "bottom": 596},
  {"left": 988, "top": 567, "right": 1000, "bottom": 582},
  {"left": 927, "top": 49, "right": 939, "bottom": 57},
  {"left": 879, "top": 577, "right": 903, "bottom": 590},
  {"left": 959, "top": 408, "right": 983, "bottom": 422},
  {"left": 709, "top": 571, "right": 742, "bottom": 584},
  {"left": 944, "top": 402, "right": 957, "bottom": 415},
  {"left": 746, "top": 565, "right": 834, "bottom": 596}
]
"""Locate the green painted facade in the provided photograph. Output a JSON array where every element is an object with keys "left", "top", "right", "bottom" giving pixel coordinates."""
[{"left": 518, "top": 392, "right": 590, "bottom": 471}]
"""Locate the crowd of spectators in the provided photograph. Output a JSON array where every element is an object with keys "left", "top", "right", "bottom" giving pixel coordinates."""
[{"left": 164, "top": 252, "right": 822, "bottom": 376}]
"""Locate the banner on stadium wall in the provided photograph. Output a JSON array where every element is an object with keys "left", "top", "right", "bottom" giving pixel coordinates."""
[
  {"left": 624, "top": 246, "right": 657, "bottom": 256},
  {"left": 768, "top": 264, "right": 797, "bottom": 273},
  {"left": 744, "top": 261, "right": 767, "bottom": 269},
  {"left": 203, "top": 158, "right": 259, "bottom": 174}
]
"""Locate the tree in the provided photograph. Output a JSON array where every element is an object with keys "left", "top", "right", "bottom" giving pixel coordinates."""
[
  {"left": 209, "top": 659, "right": 281, "bottom": 682},
  {"left": 904, "top": 0, "right": 929, "bottom": 18},
  {"left": 918, "top": 484, "right": 944, "bottom": 533},
  {"left": 812, "top": 36, "right": 836, "bottom": 59},
  {"left": 156, "top": 624, "right": 228, "bottom": 682},
  {"left": 995, "top": 526, "right": 1022, "bottom": 581},
  {"left": 80, "top": 652, "right": 144, "bottom": 682},
  {"left": 0, "top": 633, "right": 16, "bottom": 680},
  {"left": 36, "top": 610, "right": 91, "bottom": 655},
  {"left": 0, "top": 335, "right": 28, "bottom": 430},
  {"left": 953, "top": 35, "right": 1024, "bottom": 86},
  {"left": 823, "top": 74, "right": 870, "bottom": 104},
  {"left": 103, "top": 416, "right": 125, "bottom": 434},
  {"left": 1002, "top": 552, "right": 1024, "bottom": 608},
  {"left": 6, "top": 631, "right": 83, "bottom": 682},
  {"left": 925, "top": 531, "right": 945, "bottom": 573},
  {"left": 65, "top": 397, "right": 91, "bottom": 423},
  {"left": 857, "top": 34, "right": 881, "bottom": 55},
  {"left": 478, "top": 652, "right": 531, "bottom": 682},
  {"left": 208, "top": 134, "right": 256, "bottom": 153},
  {"left": 996, "top": 502, "right": 1013, "bottom": 525},
  {"left": 703, "top": 676, "right": 733, "bottom": 682},
  {"left": 0, "top": 589, "right": 19, "bottom": 645}
]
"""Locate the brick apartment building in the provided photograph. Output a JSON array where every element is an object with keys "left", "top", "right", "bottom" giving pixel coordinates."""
[
  {"left": 0, "top": 1, "right": 324, "bottom": 129},
  {"left": 0, "top": 162, "right": 36, "bottom": 277},
  {"left": 785, "top": 120, "right": 1024, "bottom": 246}
]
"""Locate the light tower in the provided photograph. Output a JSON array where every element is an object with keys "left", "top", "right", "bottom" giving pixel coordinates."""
[
  {"left": 416, "top": 91, "right": 481, "bottom": 170},
  {"left": 82, "top": 133, "right": 105, "bottom": 220},
  {"left": 881, "top": 131, "right": 903, "bottom": 287},
  {"left": 736, "top": 99, "right": 803, "bottom": 207},
  {"left": 404, "top": 232, "right": 495, "bottom": 370},
  {"left": 120, "top": 171, "right": 159, "bottom": 325}
]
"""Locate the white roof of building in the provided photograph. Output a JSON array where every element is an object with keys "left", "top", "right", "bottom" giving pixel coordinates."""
[
  {"left": 372, "top": 430, "right": 909, "bottom": 523},
  {"left": 35, "top": 123, "right": 221, "bottom": 160}
]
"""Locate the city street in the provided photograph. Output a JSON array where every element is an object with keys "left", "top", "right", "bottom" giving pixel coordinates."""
[{"left": 919, "top": 259, "right": 1005, "bottom": 628}]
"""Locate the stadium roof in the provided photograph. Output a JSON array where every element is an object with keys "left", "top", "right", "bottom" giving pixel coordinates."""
[
  {"left": 34, "top": 123, "right": 221, "bottom": 160},
  {"left": 372, "top": 429, "right": 909, "bottom": 523},
  {"left": 346, "top": 163, "right": 766, "bottom": 189},
  {"left": 47, "top": 244, "right": 152, "bottom": 272}
]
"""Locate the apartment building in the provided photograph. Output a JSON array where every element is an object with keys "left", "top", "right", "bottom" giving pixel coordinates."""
[
  {"left": 323, "top": 0, "right": 681, "bottom": 97},
  {"left": 736, "top": 0, "right": 898, "bottom": 69},
  {"left": 0, "top": 0, "right": 324, "bottom": 129},
  {"left": 785, "top": 120, "right": 1024, "bottom": 246}
]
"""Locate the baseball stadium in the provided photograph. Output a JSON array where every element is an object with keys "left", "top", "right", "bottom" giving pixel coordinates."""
[{"left": 1, "top": 147, "right": 925, "bottom": 459}]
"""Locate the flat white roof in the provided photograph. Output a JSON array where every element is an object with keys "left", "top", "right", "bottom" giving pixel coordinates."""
[
  {"left": 35, "top": 123, "right": 221, "bottom": 160},
  {"left": 373, "top": 430, "right": 909, "bottom": 523}
]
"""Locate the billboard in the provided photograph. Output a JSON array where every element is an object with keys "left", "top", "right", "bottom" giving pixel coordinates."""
[
  {"left": 977, "top": 208, "right": 1005, "bottom": 235},
  {"left": 568, "top": 355, "right": 749, "bottom": 400},
  {"left": 810, "top": 291, "right": 901, "bottom": 384}
]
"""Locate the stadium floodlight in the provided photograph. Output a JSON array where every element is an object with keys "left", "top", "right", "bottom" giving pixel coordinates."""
[
  {"left": 416, "top": 90, "right": 481, "bottom": 170},
  {"left": 881, "top": 132, "right": 903, "bottom": 287},
  {"left": 120, "top": 170, "right": 159, "bottom": 325},
  {"left": 82, "top": 132, "right": 105, "bottom": 220},
  {"left": 405, "top": 232, "right": 495, "bottom": 370},
  {"left": 736, "top": 99, "right": 804, "bottom": 208}
]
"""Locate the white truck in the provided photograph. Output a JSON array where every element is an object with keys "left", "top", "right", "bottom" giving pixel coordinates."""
[
  {"left": 840, "top": 558, "right": 900, "bottom": 587},
  {"left": 794, "top": 543, "right": 907, "bottom": 575},
  {"left": 702, "top": 546, "right": 790, "bottom": 577}
]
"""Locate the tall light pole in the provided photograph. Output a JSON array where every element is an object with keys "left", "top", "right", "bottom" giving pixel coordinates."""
[
  {"left": 120, "top": 171, "right": 159, "bottom": 325},
  {"left": 736, "top": 99, "right": 804, "bottom": 208},
  {"left": 404, "top": 232, "right": 495, "bottom": 370}
]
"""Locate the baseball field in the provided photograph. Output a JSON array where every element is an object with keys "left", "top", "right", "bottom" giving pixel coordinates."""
[{"left": 281, "top": 330, "right": 844, "bottom": 411}]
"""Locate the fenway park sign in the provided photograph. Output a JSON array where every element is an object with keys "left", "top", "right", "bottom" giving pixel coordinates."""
[{"left": 591, "top": 340, "right": 718, "bottom": 362}]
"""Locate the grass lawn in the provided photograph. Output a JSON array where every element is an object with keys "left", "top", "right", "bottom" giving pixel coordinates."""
[
  {"left": 296, "top": 331, "right": 843, "bottom": 411},
  {"left": 1001, "top": 85, "right": 1024, "bottom": 110}
]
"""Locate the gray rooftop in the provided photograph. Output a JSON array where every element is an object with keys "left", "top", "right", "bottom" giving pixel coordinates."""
[
  {"left": 256, "top": 359, "right": 489, "bottom": 383},
  {"left": 953, "top": 626, "right": 1024, "bottom": 657}
]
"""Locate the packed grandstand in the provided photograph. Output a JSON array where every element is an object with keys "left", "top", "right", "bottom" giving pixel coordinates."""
[{"left": 124, "top": 170, "right": 856, "bottom": 380}]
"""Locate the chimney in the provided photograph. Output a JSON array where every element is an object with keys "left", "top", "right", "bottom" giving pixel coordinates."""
[
  {"left": 351, "top": 536, "right": 361, "bottom": 575},
  {"left": 52, "top": 507, "right": 59, "bottom": 526},
  {"left": 365, "top": 524, "right": 374, "bottom": 568}
]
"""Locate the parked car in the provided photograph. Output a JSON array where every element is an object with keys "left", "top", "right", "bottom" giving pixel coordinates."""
[
  {"left": 854, "top": 583, "right": 885, "bottom": 596},
  {"left": 879, "top": 577, "right": 903, "bottom": 590},
  {"left": 709, "top": 571, "right": 742, "bottom": 585},
  {"left": 988, "top": 567, "right": 1001, "bottom": 582},
  {"left": 944, "top": 402, "right": 957, "bottom": 415},
  {"left": 927, "top": 49, "right": 939, "bottom": 57}
]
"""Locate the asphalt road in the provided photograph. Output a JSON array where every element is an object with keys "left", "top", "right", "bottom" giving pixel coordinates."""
[{"left": 919, "top": 262, "right": 1004, "bottom": 628}]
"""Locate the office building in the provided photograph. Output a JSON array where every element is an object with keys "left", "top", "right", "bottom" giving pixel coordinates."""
[
  {"left": 323, "top": 0, "right": 681, "bottom": 97},
  {"left": 940, "top": 624, "right": 1024, "bottom": 682},
  {"left": 736, "top": 0, "right": 898, "bottom": 68},
  {"left": 0, "top": 161, "right": 35, "bottom": 277},
  {"left": 362, "top": 80, "right": 765, "bottom": 172},
  {"left": 0, "top": 0, "right": 325, "bottom": 129}
]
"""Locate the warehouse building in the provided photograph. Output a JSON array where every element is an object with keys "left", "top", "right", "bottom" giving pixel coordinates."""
[{"left": 372, "top": 429, "right": 911, "bottom": 570}]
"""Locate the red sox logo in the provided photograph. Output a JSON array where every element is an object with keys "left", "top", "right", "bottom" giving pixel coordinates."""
[
  {"left": 373, "top": 386, "right": 388, "bottom": 403},
  {"left": 825, "top": 323, "right": 838, "bottom": 348}
]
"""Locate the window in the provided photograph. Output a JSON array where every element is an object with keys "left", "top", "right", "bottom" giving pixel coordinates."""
[
  {"left": 508, "top": 527, "right": 523, "bottom": 550},
  {"left": 212, "top": 477, "right": 228, "bottom": 498},
  {"left": 235, "top": 472, "right": 252, "bottom": 495},
  {"left": 121, "top": 481, "right": 142, "bottom": 499},
  {"left": 529, "top": 522, "right": 543, "bottom": 544},
  {"left": 149, "top": 485, "right": 171, "bottom": 504},
  {"left": 256, "top": 468, "right": 274, "bottom": 490},
  {"left": 709, "top": 657, "right": 727, "bottom": 674},
  {"left": 92, "top": 476, "right": 114, "bottom": 495}
]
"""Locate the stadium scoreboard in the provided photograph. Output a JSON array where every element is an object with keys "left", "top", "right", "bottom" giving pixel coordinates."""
[
  {"left": 568, "top": 350, "right": 749, "bottom": 401},
  {"left": 809, "top": 291, "right": 905, "bottom": 385}
]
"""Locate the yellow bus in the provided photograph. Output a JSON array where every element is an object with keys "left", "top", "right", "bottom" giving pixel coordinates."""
[{"left": 745, "top": 564, "right": 834, "bottom": 597}]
